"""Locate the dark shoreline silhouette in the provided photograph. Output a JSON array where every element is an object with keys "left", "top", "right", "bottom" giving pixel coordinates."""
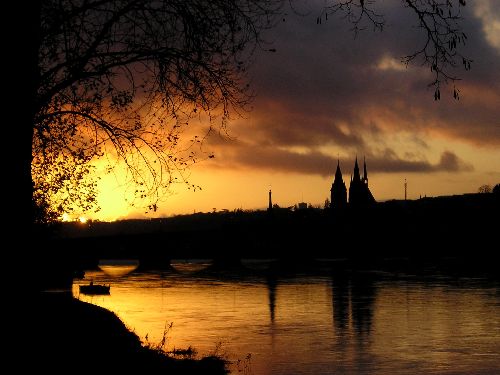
[{"left": 33, "top": 292, "right": 227, "bottom": 374}]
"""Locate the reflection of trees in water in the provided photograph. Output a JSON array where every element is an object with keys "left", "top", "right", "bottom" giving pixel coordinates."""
[{"left": 331, "top": 272, "right": 377, "bottom": 337}]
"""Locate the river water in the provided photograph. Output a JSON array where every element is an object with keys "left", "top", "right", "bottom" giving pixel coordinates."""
[{"left": 73, "top": 259, "right": 500, "bottom": 375}]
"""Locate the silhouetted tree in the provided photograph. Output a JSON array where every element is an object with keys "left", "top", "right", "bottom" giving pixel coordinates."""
[
  {"left": 478, "top": 184, "right": 492, "bottom": 194},
  {"left": 32, "top": 154, "right": 99, "bottom": 223},
  {"left": 324, "top": 197, "right": 331, "bottom": 209},
  {"left": 493, "top": 184, "right": 500, "bottom": 195},
  {"left": 23, "top": 0, "right": 284, "bottom": 225},
  {"left": 17, "top": 0, "right": 470, "bottom": 228}
]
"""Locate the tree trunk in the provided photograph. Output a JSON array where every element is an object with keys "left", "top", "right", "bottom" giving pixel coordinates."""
[{"left": 7, "top": 2, "right": 41, "bottom": 289}]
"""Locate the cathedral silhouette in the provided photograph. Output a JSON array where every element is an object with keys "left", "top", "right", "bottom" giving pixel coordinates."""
[{"left": 330, "top": 157, "right": 375, "bottom": 209}]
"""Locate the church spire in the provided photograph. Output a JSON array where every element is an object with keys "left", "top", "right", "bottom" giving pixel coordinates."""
[
  {"left": 335, "top": 159, "right": 343, "bottom": 181},
  {"left": 330, "top": 158, "right": 347, "bottom": 209},
  {"left": 353, "top": 156, "right": 361, "bottom": 182}
]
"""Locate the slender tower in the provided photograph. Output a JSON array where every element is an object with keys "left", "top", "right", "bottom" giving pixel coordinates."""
[
  {"left": 330, "top": 159, "right": 347, "bottom": 209},
  {"left": 363, "top": 156, "right": 368, "bottom": 184},
  {"left": 353, "top": 156, "right": 361, "bottom": 182},
  {"left": 268, "top": 189, "right": 273, "bottom": 211}
]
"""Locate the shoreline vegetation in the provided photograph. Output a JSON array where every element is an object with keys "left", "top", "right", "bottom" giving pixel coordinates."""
[{"left": 34, "top": 291, "right": 228, "bottom": 374}]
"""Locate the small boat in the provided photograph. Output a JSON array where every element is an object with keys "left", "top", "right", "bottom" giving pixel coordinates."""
[{"left": 79, "top": 282, "right": 110, "bottom": 295}]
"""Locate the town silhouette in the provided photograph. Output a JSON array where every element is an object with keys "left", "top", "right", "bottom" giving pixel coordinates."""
[{"left": 37, "top": 158, "right": 499, "bottom": 290}]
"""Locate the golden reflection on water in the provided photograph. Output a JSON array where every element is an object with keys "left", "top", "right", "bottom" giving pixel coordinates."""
[
  {"left": 372, "top": 284, "right": 500, "bottom": 374},
  {"left": 73, "top": 265, "right": 500, "bottom": 375},
  {"left": 97, "top": 259, "right": 139, "bottom": 277}
]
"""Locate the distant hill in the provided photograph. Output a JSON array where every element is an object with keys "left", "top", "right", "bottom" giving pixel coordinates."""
[
  {"left": 47, "top": 192, "right": 497, "bottom": 257},
  {"left": 55, "top": 192, "right": 496, "bottom": 234}
]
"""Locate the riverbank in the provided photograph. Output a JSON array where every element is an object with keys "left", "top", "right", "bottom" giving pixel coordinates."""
[{"left": 33, "top": 291, "right": 227, "bottom": 374}]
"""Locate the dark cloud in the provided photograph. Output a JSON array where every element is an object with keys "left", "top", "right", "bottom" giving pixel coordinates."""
[
  {"left": 365, "top": 150, "right": 473, "bottom": 173},
  {"left": 204, "top": 1, "right": 499, "bottom": 177},
  {"left": 437, "top": 151, "right": 474, "bottom": 172},
  {"left": 235, "top": 107, "right": 366, "bottom": 148},
  {"left": 243, "top": 1, "right": 500, "bottom": 147},
  {"left": 209, "top": 139, "right": 472, "bottom": 176}
]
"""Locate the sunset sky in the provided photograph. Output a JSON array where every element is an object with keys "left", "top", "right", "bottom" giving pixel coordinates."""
[{"left": 87, "top": 0, "right": 499, "bottom": 222}]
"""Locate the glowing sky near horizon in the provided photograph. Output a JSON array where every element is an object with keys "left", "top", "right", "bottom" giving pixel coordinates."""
[{"left": 78, "top": 1, "right": 499, "bottom": 222}]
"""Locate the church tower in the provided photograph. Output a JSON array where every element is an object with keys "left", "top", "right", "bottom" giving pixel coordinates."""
[
  {"left": 349, "top": 156, "right": 375, "bottom": 207},
  {"left": 330, "top": 160, "right": 347, "bottom": 209}
]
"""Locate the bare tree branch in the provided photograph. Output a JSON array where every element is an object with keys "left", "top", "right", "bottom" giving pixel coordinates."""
[
  {"left": 321, "top": 0, "right": 470, "bottom": 100},
  {"left": 34, "top": 0, "right": 284, "bottom": 220}
]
